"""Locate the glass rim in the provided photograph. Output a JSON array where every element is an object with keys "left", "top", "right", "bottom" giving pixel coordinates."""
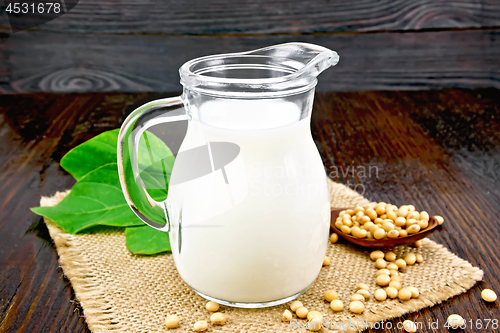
[{"left": 178, "top": 42, "right": 339, "bottom": 98}]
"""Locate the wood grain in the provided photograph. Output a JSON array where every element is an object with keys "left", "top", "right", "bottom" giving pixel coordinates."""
[
  {"left": 0, "top": 89, "right": 499, "bottom": 332},
  {"left": 1, "top": 0, "right": 499, "bottom": 34},
  {"left": 0, "top": 92, "right": 150, "bottom": 333},
  {"left": 1, "top": 29, "right": 499, "bottom": 94}
]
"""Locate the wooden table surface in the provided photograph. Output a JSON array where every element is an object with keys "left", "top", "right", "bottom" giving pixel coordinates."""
[{"left": 0, "top": 89, "right": 499, "bottom": 332}]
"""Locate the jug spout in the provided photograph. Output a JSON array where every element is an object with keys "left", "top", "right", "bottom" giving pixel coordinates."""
[{"left": 249, "top": 42, "right": 339, "bottom": 79}]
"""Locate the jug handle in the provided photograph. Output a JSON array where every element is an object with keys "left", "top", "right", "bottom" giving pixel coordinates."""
[{"left": 117, "top": 96, "right": 188, "bottom": 232}]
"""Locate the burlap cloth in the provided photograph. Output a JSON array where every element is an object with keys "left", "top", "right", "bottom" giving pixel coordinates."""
[{"left": 40, "top": 178, "right": 483, "bottom": 332}]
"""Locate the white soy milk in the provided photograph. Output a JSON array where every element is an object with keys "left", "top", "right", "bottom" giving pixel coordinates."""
[{"left": 168, "top": 100, "right": 330, "bottom": 303}]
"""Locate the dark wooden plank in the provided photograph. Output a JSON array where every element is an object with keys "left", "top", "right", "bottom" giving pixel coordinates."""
[
  {"left": 0, "top": 98, "right": 94, "bottom": 332},
  {"left": 0, "top": 92, "right": 151, "bottom": 332},
  {"left": 0, "top": 232, "right": 89, "bottom": 333},
  {"left": 1, "top": 29, "right": 499, "bottom": 94},
  {"left": 1, "top": 0, "right": 500, "bottom": 34},
  {"left": 386, "top": 89, "right": 500, "bottom": 209},
  {"left": 1, "top": 90, "right": 499, "bottom": 332}
]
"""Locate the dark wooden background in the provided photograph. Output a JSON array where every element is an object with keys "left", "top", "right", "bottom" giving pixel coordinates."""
[
  {"left": 1, "top": 0, "right": 500, "bottom": 93},
  {"left": 1, "top": 1, "right": 500, "bottom": 332}
]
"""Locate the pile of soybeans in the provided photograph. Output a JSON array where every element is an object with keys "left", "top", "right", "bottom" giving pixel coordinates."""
[{"left": 333, "top": 202, "right": 444, "bottom": 239}]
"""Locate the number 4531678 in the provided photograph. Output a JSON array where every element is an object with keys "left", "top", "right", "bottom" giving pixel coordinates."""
[{"left": 5, "top": 2, "right": 63, "bottom": 14}]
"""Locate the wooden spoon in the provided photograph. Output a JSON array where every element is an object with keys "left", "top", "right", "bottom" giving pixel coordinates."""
[{"left": 330, "top": 208, "right": 440, "bottom": 248}]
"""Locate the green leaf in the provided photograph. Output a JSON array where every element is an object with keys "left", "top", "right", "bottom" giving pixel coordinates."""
[
  {"left": 137, "top": 130, "right": 175, "bottom": 172},
  {"left": 61, "top": 129, "right": 174, "bottom": 179},
  {"left": 140, "top": 159, "right": 174, "bottom": 202},
  {"left": 32, "top": 164, "right": 144, "bottom": 233},
  {"left": 32, "top": 128, "right": 176, "bottom": 255},
  {"left": 125, "top": 225, "right": 171, "bottom": 255},
  {"left": 61, "top": 130, "right": 119, "bottom": 180}
]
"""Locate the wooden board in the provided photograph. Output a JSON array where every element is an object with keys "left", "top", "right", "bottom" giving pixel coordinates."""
[
  {"left": 0, "top": 89, "right": 499, "bottom": 332},
  {"left": 1, "top": 29, "right": 499, "bottom": 93},
  {"left": 1, "top": 0, "right": 499, "bottom": 34}
]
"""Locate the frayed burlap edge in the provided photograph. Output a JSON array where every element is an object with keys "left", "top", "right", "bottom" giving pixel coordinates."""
[
  {"left": 41, "top": 191, "right": 126, "bottom": 332},
  {"left": 40, "top": 179, "right": 483, "bottom": 332}
]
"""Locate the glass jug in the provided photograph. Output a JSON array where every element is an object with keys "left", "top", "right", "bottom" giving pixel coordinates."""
[{"left": 117, "top": 43, "right": 339, "bottom": 308}]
